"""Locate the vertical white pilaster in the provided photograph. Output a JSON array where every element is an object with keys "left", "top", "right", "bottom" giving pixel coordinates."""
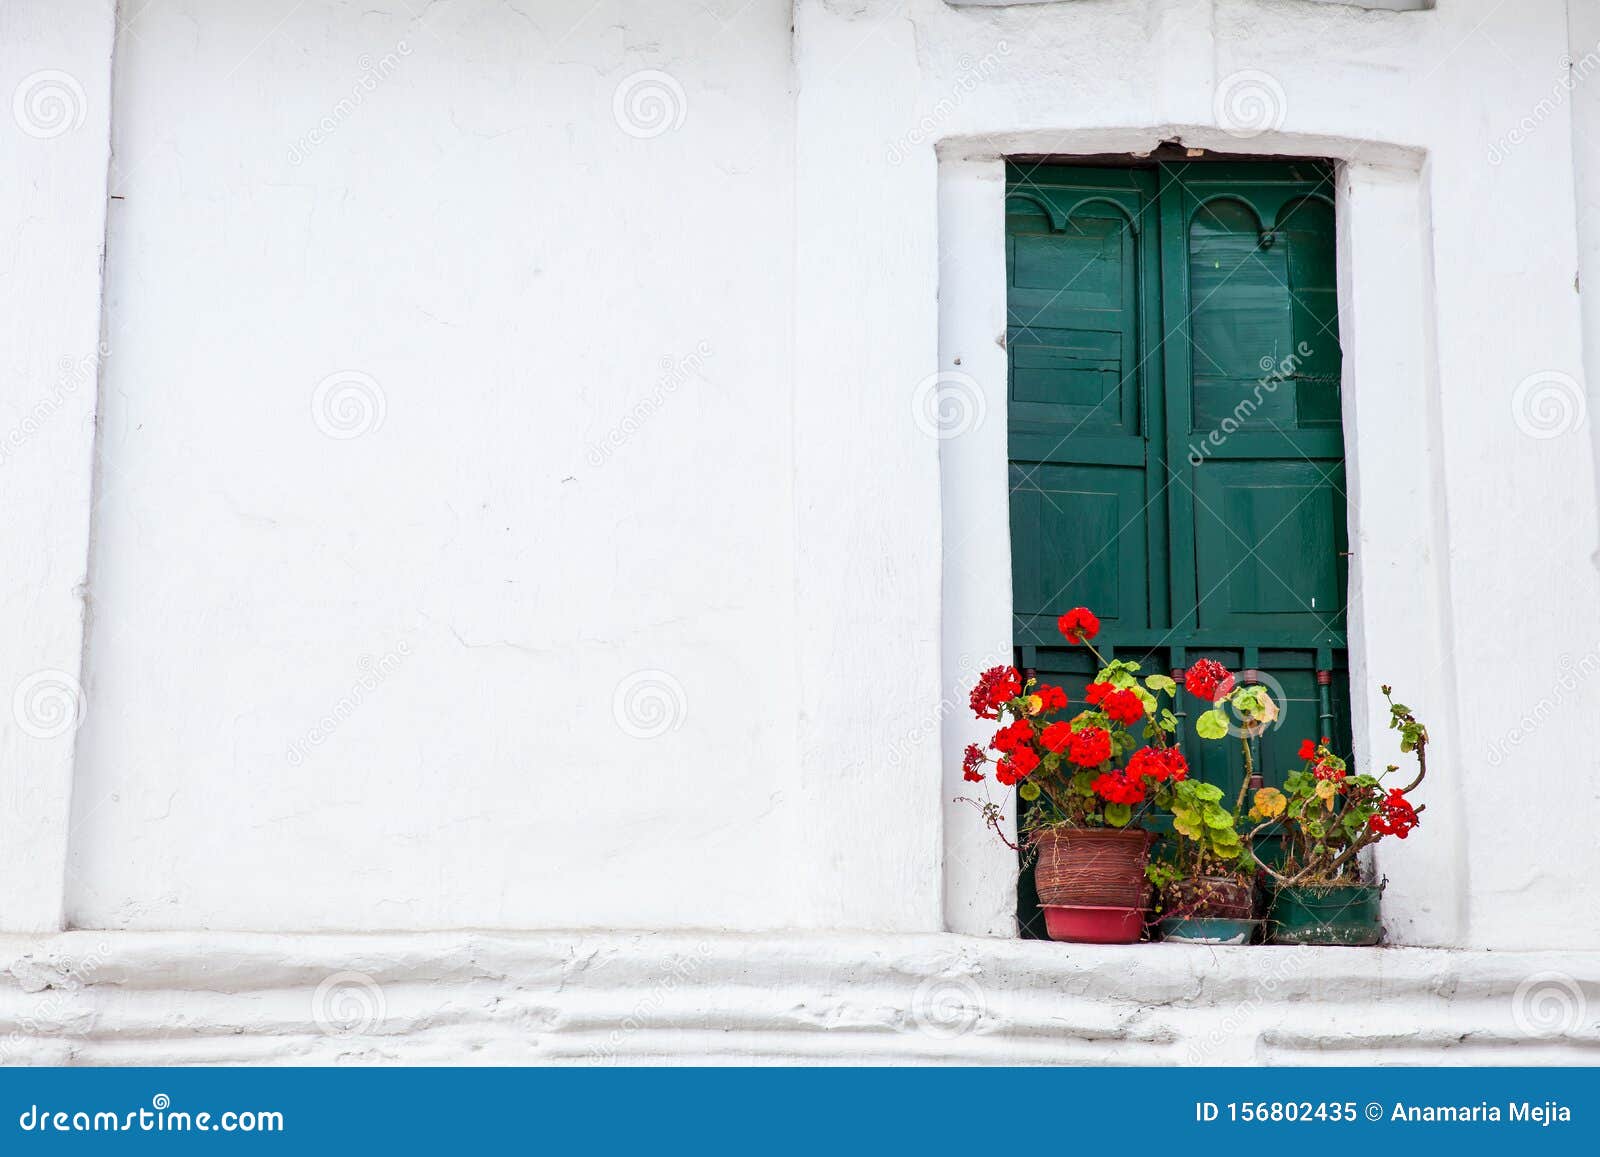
[
  {"left": 0, "top": 0, "right": 117, "bottom": 931},
  {"left": 937, "top": 155, "right": 1016, "bottom": 936}
]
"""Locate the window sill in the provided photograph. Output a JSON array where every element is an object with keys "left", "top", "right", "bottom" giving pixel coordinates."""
[
  {"left": 943, "top": 0, "right": 1431, "bottom": 11},
  {"left": 3, "top": 929, "right": 1593, "bottom": 1063}
]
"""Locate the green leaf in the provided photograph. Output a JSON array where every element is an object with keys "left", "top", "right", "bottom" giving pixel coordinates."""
[
  {"left": 1018, "top": 781, "right": 1041, "bottom": 802},
  {"left": 1171, "top": 805, "right": 1203, "bottom": 840},
  {"left": 1195, "top": 709, "right": 1229, "bottom": 740},
  {"left": 1145, "top": 674, "right": 1176, "bottom": 696},
  {"left": 1104, "top": 803, "right": 1132, "bottom": 828},
  {"left": 1202, "top": 805, "right": 1234, "bottom": 829},
  {"left": 1192, "top": 783, "right": 1224, "bottom": 803}
]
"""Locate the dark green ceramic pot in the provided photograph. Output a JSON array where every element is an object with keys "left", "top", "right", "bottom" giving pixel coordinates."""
[{"left": 1267, "top": 883, "right": 1382, "bottom": 946}]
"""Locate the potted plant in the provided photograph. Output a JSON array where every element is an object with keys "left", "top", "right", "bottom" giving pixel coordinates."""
[
  {"left": 1145, "top": 659, "right": 1261, "bottom": 944},
  {"left": 961, "top": 607, "right": 1194, "bottom": 944},
  {"left": 1241, "top": 686, "right": 1428, "bottom": 945}
]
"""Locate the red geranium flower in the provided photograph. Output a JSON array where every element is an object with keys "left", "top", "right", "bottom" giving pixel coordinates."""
[
  {"left": 1128, "top": 746, "right": 1189, "bottom": 784},
  {"left": 1039, "top": 720, "right": 1075, "bottom": 754},
  {"left": 962, "top": 743, "right": 987, "bottom": 783},
  {"left": 969, "top": 665, "right": 1022, "bottom": 720},
  {"left": 1298, "top": 738, "right": 1318, "bottom": 761},
  {"left": 1066, "top": 725, "right": 1112, "bottom": 768},
  {"left": 1101, "top": 688, "right": 1145, "bottom": 727},
  {"left": 996, "top": 743, "right": 1040, "bottom": 785},
  {"left": 1184, "top": 659, "right": 1235, "bottom": 702},
  {"left": 1091, "top": 771, "right": 1146, "bottom": 805},
  {"left": 991, "top": 719, "right": 1035, "bottom": 754},
  {"left": 1056, "top": 607, "right": 1100, "bottom": 644},
  {"left": 1035, "top": 684, "right": 1069, "bottom": 711},
  {"left": 1368, "top": 788, "right": 1419, "bottom": 838},
  {"left": 1084, "top": 681, "right": 1112, "bottom": 706}
]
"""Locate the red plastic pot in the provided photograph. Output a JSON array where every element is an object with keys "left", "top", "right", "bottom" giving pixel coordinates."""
[{"left": 1041, "top": 904, "right": 1144, "bottom": 944}]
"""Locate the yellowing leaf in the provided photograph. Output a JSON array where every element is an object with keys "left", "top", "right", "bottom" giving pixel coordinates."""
[{"left": 1252, "top": 787, "right": 1287, "bottom": 818}]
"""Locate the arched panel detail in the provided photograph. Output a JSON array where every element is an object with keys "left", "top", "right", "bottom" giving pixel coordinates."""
[
  {"left": 1004, "top": 191, "right": 1067, "bottom": 233},
  {"left": 1273, "top": 192, "right": 1337, "bottom": 232},
  {"left": 1062, "top": 195, "right": 1141, "bottom": 235},
  {"left": 1188, "top": 193, "right": 1267, "bottom": 233}
]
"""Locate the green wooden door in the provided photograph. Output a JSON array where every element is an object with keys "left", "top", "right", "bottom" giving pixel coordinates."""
[{"left": 1006, "top": 161, "right": 1350, "bottom": 934}]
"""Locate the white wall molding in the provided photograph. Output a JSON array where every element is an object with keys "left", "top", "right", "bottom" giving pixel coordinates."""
[
  {"left": 3, "top": 930, "right": 1596, "bottom": 1064},
  {"left": 0, "top": 0, "right": 118, "bottom": 932}
]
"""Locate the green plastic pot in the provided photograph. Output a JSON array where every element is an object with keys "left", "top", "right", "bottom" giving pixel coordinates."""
[{"left": 1267, "top": 883, "right": 1382, "bottom": 946}]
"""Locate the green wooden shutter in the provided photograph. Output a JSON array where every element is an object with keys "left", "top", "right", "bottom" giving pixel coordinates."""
[{"left": 1006, "top": 161, "right": 1351, "bottom": 936}]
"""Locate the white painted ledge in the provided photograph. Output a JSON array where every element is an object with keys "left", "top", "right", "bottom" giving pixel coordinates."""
[
  {"left": 3, "top": 931, "right": 1596, "bottom": 1065},
  {"left": 943, "top": 0, "right": 1431, "bottom": 10}
]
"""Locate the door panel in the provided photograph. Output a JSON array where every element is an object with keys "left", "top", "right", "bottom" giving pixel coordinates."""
[
  {"left": 1006, "top": 167, "right": 1159, "bottom": 643},
  {"left": 1192, "top": 459, "right": 1347, "bottom": 637},
  {"left": 1007, "top": 161, "right": 1352, "bottom": 936},
  {"left": 1010, "top": 462, "right": 1149, "bottom": 633}
]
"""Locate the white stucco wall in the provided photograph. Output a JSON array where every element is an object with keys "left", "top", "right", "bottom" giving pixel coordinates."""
[
  {"left": 0, "top": 0, "right": 1595, "bottom": 972},
  {"left": 65, "top": 0, "right": 805, "bottom": 932}
]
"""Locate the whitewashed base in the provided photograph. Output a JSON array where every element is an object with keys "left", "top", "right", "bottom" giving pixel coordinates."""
[{"left": 2, "top": 931, "right": 1597, "bottom": 1065}]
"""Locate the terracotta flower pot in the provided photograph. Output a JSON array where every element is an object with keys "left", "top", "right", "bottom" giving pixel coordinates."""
[
  {"left": 1033, "top": 827, "right": 1154, "bottom": 909},
  {"left": 1163, "top": 874, "right": 1254, "bottom": 921}
]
